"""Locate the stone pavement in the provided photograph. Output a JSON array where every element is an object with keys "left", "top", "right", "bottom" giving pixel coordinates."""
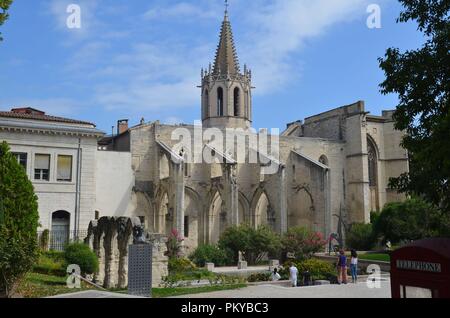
[
  {"left": 48, "top": 291, "right": 144, "bottom": 298},
  {"left": 172, "top": 279, "right": 392, "bottom": 299}
]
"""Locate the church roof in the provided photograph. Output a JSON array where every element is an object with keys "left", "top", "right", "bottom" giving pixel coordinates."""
[{"left": 213, "top": 8, "right": 240, "bottom": 75}]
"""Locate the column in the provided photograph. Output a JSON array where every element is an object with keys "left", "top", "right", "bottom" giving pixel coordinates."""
[
  {"left": 174, "top": 163, "right": 185, "bottom": 239},
  {"left": 279, "top": 165, "right": 288, "bottom": 234}
]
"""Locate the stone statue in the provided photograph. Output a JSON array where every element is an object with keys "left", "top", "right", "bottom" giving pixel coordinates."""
[{"left": 133, "top": 224, "right": 147, "bottom": 244}]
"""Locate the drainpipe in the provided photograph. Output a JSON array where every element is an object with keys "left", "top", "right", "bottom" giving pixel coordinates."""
[{"left": 74, "top": 138, "right": 82, "bottom": 238}]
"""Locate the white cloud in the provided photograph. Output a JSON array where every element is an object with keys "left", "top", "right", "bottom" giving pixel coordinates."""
[
  {"left": 0, "top": 98, "right": 86, "bottom": 117},
  {"left": 50, "top": 0, "right": 372, "bottom": 115},
  {"left": 239, "top": 0, "right": 370, "bottom": 92},
  {"left": 143, "top": 2, "right": 217, "bottom": 21}
]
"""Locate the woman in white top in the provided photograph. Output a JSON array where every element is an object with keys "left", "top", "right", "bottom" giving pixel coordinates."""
[
  {"left": 272, "top": 268, "right": 281, "bottom": 281},
  {"left": 350, "top": 249, "right": 358, "bottom": 283}
]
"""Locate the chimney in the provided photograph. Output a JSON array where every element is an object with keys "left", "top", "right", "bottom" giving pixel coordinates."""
[{"left": 117, "top": 119, "right": 129, "bottom": 135}]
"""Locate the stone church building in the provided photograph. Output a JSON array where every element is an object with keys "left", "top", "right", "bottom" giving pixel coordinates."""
[
  {"left": 99, "top": 9, "right": 409, "bottom": 252},
  {"left": 0, "top": 9, "right": 408, "bottom": 253}
]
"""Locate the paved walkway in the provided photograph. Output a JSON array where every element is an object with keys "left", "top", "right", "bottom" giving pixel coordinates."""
[
  {"left": 49, "top": 291, "right": 143, "bottom": 298},
  {"left": 172, "top": 279, "right": 392, "bottom": 299}
]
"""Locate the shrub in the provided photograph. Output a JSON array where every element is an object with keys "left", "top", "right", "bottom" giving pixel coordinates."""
[
  {"left": 64, "top": 243, "right": 99, "bottom": 275},
  {"left": 189, "top": 245, "right": 228, "bottom": 267},
  {"left": 281, "top": 227, "right": 327, "bottom": 261},
  {"left": 168, "top": 258, "right": 197, "bottom": 274},
  {"left": 247, "top": 272, "right": 272, "bottom": 283},
  {"left": 282, "top": 259, "right": 337, "bottom": 284},
  {"left": 346, "top": 223, "right": 376, "bottom": 251},
  {"left": 0, "top": 142, "right": 40, "bottom": 298},
  {"left": 165, "top": 229, "right": 184, "bottom": 259},
  {"left": 218, "top": 225, "right": 281, "bottom": 265},
  {"left": 373, "top": 198, "right": 450, "bottom": 244},
  {"left": 33, "top": 252, "right": 66, "bottom": 277},
  {"left": 39, "top": 230, "right": 50, "bottom": 252}
]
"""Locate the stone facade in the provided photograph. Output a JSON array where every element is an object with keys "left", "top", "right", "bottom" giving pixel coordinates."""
[
  {"left": 95, "top": 11, "right": 409, "bottom": 254},
  {"left": 0, "top": 108, "right": 103, "bottom": 237}
]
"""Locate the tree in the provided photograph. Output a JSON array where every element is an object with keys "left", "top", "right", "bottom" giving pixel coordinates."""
[
  {"left": 0, "top": 0, "right": 13, "bottom": 41},
  {"left": 218, "top": 225, "right": 281, "bottom": 265},
  {"left": 281, "top": 227, "right": 327, "bottom": 261},
  {"left": 0, "top": 141, "right": 40, "bottom": 298},
  {"left": 345, "top": 223, "right": 376, "bottom": 251},
  {"left": 372, "top": 198, "right": 450, "bottom": 244},
  {"left": 379, "top": 0, "right": 450, "bottom": 213}
]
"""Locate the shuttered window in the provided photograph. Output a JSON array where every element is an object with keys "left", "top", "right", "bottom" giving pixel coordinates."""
[
  {"left": 35, "top": 154, "right": 50, "bottom": 181},
  {"left": 57, "top": 155, "right": 73, "bottom": 182}
]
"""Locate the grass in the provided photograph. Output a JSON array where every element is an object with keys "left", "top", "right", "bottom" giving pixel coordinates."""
[
  {"left": 17, "top": 272, "right": 97, "bottom": 298},
  {"left": 358, "top": 253, "right": 391, "bottom": 262},
  {"left": 17, "top": 272, "right": 247, "bottom": 298}
]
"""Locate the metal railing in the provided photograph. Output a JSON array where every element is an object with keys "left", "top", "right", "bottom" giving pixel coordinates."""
[{"left": 37, "top": 230, "right": 88, "bottom": 251}]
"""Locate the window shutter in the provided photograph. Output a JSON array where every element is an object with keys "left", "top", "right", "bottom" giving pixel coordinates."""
[
  {"left": 35, "top": 154, "right": 50, "bottom": 170},
  {"left": 57, "top": 156, "right": 72, "bottom": 180}
]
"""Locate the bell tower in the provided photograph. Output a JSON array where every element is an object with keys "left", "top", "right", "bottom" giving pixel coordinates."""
[{"left": 201, "top": 1, "right": 253, "bottom": 129}]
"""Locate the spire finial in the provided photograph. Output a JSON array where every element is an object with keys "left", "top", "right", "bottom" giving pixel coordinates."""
[{"left": 224, "top": 0, "right": 229, "bottom": 19}]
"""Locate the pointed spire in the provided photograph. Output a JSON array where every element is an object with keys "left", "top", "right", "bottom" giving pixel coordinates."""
[{"left": 213, "top": 0, "right": 240, "bottom": 75}]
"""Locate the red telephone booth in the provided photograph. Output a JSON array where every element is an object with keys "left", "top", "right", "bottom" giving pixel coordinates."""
[{"left": 391, "top": 238, "right": 450, "bottom": 298}]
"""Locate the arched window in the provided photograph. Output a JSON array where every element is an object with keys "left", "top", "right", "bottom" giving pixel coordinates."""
[
  {"left": 367, "top": 139, "right": 378, "bottom": 187},
  {"left": 51, "top": 211, "right": 70, "bottom": 251},
  {"left": 204, "top": 90, "right": 209, "bottom": 118},
  {"left": 319, "top": 155, "right": 329, "bottom": 166},
  {"left": 233, "top": 87, "right": 240, "bottom": 117},
  {"left": 217, "top": 87, "right": 224, "bottom": 116},
  {"left": 367, "top": 136, "right": 380, "bottom": 211}
]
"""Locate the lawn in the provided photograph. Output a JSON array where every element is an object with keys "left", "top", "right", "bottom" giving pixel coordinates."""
[
  {"left": 17, "top": 272, "right": 247, "bottom": 298},
  {"left": 358, "top": 253, "right": 391, "bottom": 262}
]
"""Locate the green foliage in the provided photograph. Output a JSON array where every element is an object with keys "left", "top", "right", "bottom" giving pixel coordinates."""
[
  {"left": 33, "top": 252, "right": 66, "bottom": 277},
  {"left": 218, "top": 225, "right": 281, "bottom": 265},
  {"left": 0, "top": 141, "right": 40, "bottom": 297},
  {"left": 379, "top": 0, "right": 450, "bottom": 214},
  {"left": 0, "top": 0, "right": 13, "bottom": 41},
  {"left": 346, "top": 223, "right": 376, "bottom": 251},
  {"left": 373, "top": 198, "right": 450, "bottom": 244},
  {"left": 64, "top": 243, "right": 99, "bottom": 275},
  {"left": 281, "top": 259, "right": 337, "bottom": 283},
  {"left": 39, "top": 230, "right": 50, "bottom": 252},
  {"left": 165, "top": 229, "right": 184, "bottom": 259},
  {"left": 281, "top": 227, "right": 327, "bottom": 261},
  {"left": 247, "top": 272, "right": 272, "bottom": 283},
  {"left": 168, "top": 258, "right": 197, "bottom": 274},
  {"left": 189, "top": 244, "right": 228, "bottom": 267}
]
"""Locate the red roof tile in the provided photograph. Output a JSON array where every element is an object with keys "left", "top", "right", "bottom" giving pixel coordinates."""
[{"left": 0, "top": 107, "right": 96, "bottom": 127}]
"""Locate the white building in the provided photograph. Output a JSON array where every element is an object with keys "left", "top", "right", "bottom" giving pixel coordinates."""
[{"left": 0, "top": 107, "right": 104, "bottom": 248}]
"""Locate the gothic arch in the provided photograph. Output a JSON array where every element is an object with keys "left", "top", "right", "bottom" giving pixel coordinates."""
[
  {"left": 204, "top": 89, "right": 210, "bottom": 118},
  {"left": 184, "top": 187, "right": 203, "bottom": 249},
  {"left": 367, "top": 135, "right": 380, "bottom": 211},
  {"left": 155, "top": 186, "right": 171, "bottom": 235},
  {"left": 319, "top": 155, "right": 329, "bottom": 166},
  {"left": 207, "top": 190, "right": 225, "bottom": 244},
  {"left": 233, "top": 87, "right": 240, "bottom": 117},
  {"left": 250, "top": 188, "right": 274, "bottom": 230},
  {"left": 217, "top": 87, "right": 224, "bottom": 116},
  {"left": 238, "top": 192, "right": 251, "bottom": 225}
]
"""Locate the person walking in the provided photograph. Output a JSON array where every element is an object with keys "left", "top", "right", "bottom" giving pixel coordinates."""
[
  {"left": 272, "top": 268, "right": 281, "bottom": 281},
  {"left": 350, "top": 249, "right": 358, "bottom": 283},
  {"left": 337, "top": 250, "right": 348, "bottom": 285},
  {"left": 289, "top": 263, "right": 299, "bottom": 287}
]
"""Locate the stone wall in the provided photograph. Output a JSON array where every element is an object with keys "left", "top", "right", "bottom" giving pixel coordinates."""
[{"left": 85, "top": 217, "right": 169, "bottom": 289}]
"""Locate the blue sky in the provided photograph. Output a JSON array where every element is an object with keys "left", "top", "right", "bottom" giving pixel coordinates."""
[{"left": 0, "top": 0, "right": 425, "bottom": 133}]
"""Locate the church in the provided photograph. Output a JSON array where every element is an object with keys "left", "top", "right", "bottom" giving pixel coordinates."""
[{"left": 0, "top": 7, "right": 409, "bottom": 252}]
